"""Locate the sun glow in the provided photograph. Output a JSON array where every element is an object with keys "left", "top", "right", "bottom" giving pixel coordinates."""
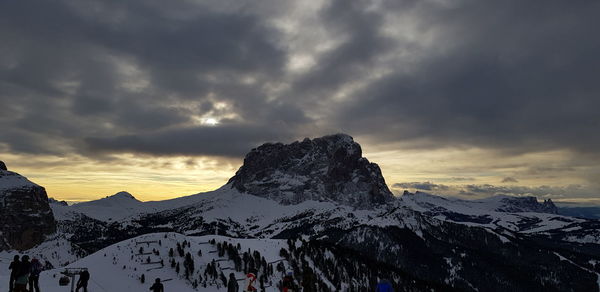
[{"left": 202, "top": 118, "right": 219, "bottom": 126}]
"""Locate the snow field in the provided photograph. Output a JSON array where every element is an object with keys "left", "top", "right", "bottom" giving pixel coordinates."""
[{"left": 1, "top": 233, "right": 291, "bottom": 292}]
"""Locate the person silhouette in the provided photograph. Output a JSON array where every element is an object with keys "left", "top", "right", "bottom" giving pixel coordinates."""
[
  {"left": 8, "top": 255, "right": 20, "bottom": 292},
  {"left": 150, "top": 278, "right": 164, "bottom": 292}
]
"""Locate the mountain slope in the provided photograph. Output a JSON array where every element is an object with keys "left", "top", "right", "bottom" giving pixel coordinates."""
[
  {"left": 0, "top": 161, "right": 55, "bottom": 250},
  {"left": 4, "top": 134, "right": 600, "bottom": 291}
]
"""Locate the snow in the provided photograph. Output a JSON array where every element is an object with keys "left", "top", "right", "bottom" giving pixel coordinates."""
[
  {"left": 0, "top": 170, "right": 39, "bottom": 193},
  {"left": 0, "top": 237, "right": 83, "bottom": 268},
  {"left": 400, "top": 191, "right": 582, "bottom": 234},
  {"left": 0, "top": 233, "right": 291, "bottom": 292},
  {"left": 51, "top": 186, "right": 394, "bottom": 240}
]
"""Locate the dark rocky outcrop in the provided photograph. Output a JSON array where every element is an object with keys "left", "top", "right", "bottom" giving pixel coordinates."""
[
  {"left": 49, "top": 197, "right": 69, "bottom": 206},
  {"left": 0, "top": 163, "right": 56, "bottom": 250},
  {"left": 228, "top": 134, "right": 393, "bottom": 209},
  {"left": 496, "top": 196, "right": 558, "bottom": 214}
]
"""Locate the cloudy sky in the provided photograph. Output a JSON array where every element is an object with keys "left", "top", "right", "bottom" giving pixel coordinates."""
[{"left": 1, "top": 0, "right": 599, "bottom": 203}]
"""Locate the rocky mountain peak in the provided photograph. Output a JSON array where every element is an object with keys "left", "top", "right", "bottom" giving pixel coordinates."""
[
  {"left": 494, "top": 196, "right": 558, "bottom": 214},
  {"left": 228, "top": 134, "right": 393, "bottom": 209},
  {"left": 541, "top": 198, "right": 558, "bottom": 214},
  {"left": 0, "top": 166, "right": 56, "bottom": 250},
  {"left": 0, "top": 161, "right": 6, "bottom": 171}
]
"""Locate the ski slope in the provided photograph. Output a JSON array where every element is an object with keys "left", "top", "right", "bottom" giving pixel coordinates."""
[{"left": 0, "top": 233, "right": 290, "bottom": 292}]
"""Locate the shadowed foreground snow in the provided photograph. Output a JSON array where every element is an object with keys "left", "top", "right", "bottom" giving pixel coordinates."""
[{"left": 1, "top": 233, "right": 289, "bottom": 292}]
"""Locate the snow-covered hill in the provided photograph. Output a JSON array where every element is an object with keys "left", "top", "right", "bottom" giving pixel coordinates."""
[{"left": 1, "top": 233, "right": 293, "bottom": 292}]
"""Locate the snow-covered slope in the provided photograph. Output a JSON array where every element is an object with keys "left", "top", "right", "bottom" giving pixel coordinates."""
[
  {"left": 400, "top": 191, "right": 582, "bottom": 233},
  {"left": 0, "top": 168, "right": 40, "bottom": 192},
  {"left": 0, "top": 233, "right": 292, "bottom": 292},
  {"left": 67, "top": 191, "right": 144, "bottom": 221}
]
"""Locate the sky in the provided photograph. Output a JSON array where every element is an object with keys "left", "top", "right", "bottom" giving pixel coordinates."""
[{"left": 1, "top": 0, "right": 599, "bottom": 203}]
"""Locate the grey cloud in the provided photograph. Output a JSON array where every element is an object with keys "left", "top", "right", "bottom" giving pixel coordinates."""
[
  {"left": 392, "top": 182, "right": 450, "bottom": 191},
  {"left": 0, "top": 0, "right": 290, "bottom": 158},
  {"left": 84, "top": 124, "right": 296, "bottom": 158},
  {"left": 287, "top": 0, "right": 394, "bottom": 105},
  {"left": 334, "top": 1, "right": 600, "bottom": 155}
]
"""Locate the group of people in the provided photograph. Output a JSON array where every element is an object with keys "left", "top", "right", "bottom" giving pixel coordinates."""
[
  {"left": 8, "top": 255, "right": 43, "bottom": 292},
  {"left": 8, "top": 255, "right": 91, "bottom": 292},
  {"left": 8, "top": 256, "right": 393, "bottom": 292}
]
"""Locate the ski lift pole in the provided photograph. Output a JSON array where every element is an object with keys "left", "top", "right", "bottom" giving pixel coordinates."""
[{"left": 60, "top": 267, "right": 88, "bottom": 292}]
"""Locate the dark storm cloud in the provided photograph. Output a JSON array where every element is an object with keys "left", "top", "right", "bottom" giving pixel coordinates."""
[
  {"left": 85, "top": 124, "right": 295, "bottom": 158},
  {"left": 336, "top": 1, "right": 600, "bottom": 155},
  {"left": 1, "top": 0, "right": 600, "bottom": 165},
  {"left": 289, "top": 0, "right": 393, "bottom": 99},
  {"left": 0, "top": 0, "right": 292, "bottom": 157}
]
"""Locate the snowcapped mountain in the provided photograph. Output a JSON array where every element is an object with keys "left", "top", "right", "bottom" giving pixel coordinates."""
[
  {"left": 228, "top": 134, "right": 393, "bottom": 209},
  {"left": 3, "top": 135, "right": 600, "bottom": 291},
  {"left": 66, "top": 191, "right": 143, "bottom": 221},
  {"left": 401, "top": 191, "right": 575, "bottom": 232},
  {"left": 0, "top": 161, "right": 55, "bottom": 250}
]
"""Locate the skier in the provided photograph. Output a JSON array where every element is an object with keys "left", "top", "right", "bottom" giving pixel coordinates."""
[
  {"left": 244, "top": 270, "right": 258, "bottom": 292},
  {"left": 13, "top": 255, "right": 31, "bottom": 292},
  {"left": 8, "top": 255, "right": 20, "bottom": 292},
  {"left": 149, "top": 278, "right": 164, "bottom": 292},
  {"left": 75, "top": 269, "right": 90, "bottom": 292},
  {"left": 301, "top": 267, "right": 317, "bottom": 292},
  {"left": 282, "top": 272, "right": 296, "bottom": 292},
  {"left": 375, "top": 279, "right": 394, "bottom": 292},
  {"left": 227, "top": 273, "right": 239, "bottom": 292},
  {"left": 29, "top": 257, "right": 43, "bottom": 292}
]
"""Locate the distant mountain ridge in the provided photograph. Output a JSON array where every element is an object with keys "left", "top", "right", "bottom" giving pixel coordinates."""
[{"left": 403, "top": 191, "right": 558, "bottom": 214}]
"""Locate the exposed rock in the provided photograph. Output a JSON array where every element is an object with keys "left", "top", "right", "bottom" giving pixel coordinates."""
[
  {"left": 0, "top": 168, "right": 56, "bottom": 250},
  {"left": 228, "top": 134, "right": 393, "bottom": 209},
  {"left": 0, "top": 161, "right": 6, "bottom": 171},
  {"left": 496, "top": 196, "right": 558, "bottom": 214},
  {"left": 49, "top": 197, "right": 69, "bottom": 206}
]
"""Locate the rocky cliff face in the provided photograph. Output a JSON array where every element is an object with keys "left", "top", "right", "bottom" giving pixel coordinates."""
[
  {"left": 495, "top": 196, "right": 558, "bottom": 214},
  {"left": 0, "top": 161, "right": 56, "bottom": 250},
  {"left": 228, "top": 134, "right": 394, "bottom": 209}
]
